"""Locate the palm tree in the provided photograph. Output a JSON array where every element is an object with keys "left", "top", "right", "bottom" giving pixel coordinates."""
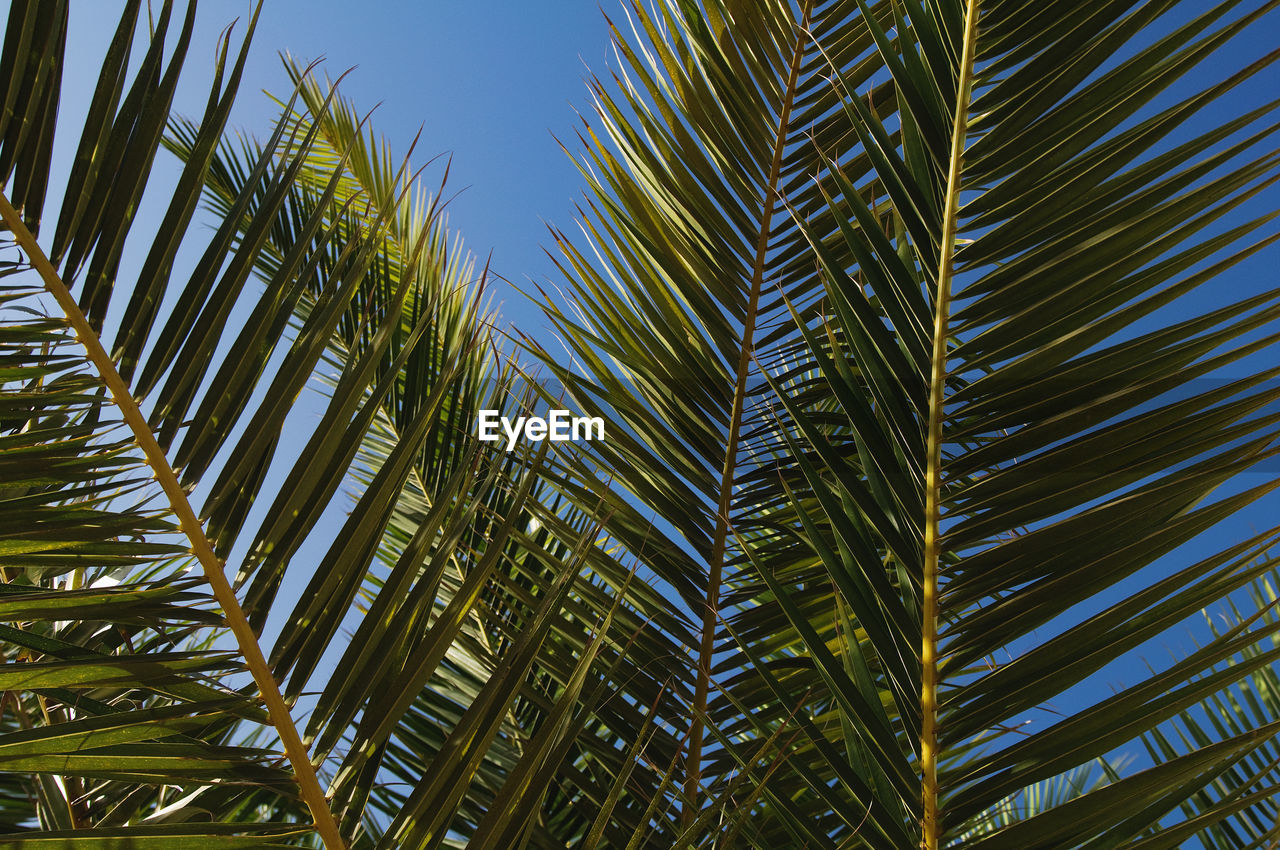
[
  {"left": 0, "top": 2, "right": 678, "bottom": 847},
  {"left": 527, "top": 0, "right": 1280, "bottom": 846},
  {"left": 1, "top": 1, "right": 1278, "bottom": 849}
]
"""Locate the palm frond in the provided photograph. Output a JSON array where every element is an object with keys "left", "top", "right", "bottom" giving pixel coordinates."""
[
  {"left": 161, "top": 60, "right": 693, "bottom": 848},
  {"left": 538, "top": 0, "right": 1280, "bottom": 846},
  {"left": 0, "top": 3, "right": 661, "bottom": 846}
]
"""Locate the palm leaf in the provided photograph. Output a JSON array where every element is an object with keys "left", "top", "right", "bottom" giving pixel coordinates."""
[
  {"left": 537, "top": 0, "right": 1280, "bottom": 846},
  {"left": 1, "top": 2, "right": 679, "bottom": 847},
  {"left": 6, "top": 0, "right": 1280, "bottom": 846}
]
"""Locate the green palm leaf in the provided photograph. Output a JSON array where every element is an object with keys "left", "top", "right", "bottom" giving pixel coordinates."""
[
  {"left": 6, "top": 0, "right": 1280, "bottom": 847},
  {"left": 2, "top": 2, "right": 678, "bottom": 846},
  {"left": 536, "top": 0, "right": 1280, "bottom": 846}
]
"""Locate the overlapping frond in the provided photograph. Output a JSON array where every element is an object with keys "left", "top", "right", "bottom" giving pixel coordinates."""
[
  {"left": 522, "top": 3, "right": 941, "bottom": 840},
  {"left": 754, "top": 0, "right": 1280, "bottom": 846},
  {"left": 0, "top": 280, "right": 311, "bottom": 841},
  {"left": 541, "top": 0, "right": 1280, "bottom": 846},
  {"left": 1135, "top": 570, "right": 1280, "bottom": 849},
  {"left": 163, "top": 62, "right": 692, "bottom": 847},
  {"left": 5, "top": 0, "right": 1280, "bottom": 847},
  {"left": 2, "top": 2, "right": 684, "bottom": 847}
]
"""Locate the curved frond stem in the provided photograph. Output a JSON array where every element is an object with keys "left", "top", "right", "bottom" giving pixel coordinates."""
[
  {"left": 0, "top": 189, "right": 347, "bottom": 850},
  {"left": 923, "top": 1, "right": 982, "bottom": 847},
  {"left": 684, "top": 0, "right": 815, "bottom": 818}
]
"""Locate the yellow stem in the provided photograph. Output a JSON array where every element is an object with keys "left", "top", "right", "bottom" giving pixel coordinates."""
[
  {"left": 0, "top": 190, "right": 347, "bottom": 849},
  {"left": 922, "top": 2, "right": 981, "bottom": 848}
]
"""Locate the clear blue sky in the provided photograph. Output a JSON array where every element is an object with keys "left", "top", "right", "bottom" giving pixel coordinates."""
[{"left": 63, "top": 1, "right": 617, "bottom": 336}]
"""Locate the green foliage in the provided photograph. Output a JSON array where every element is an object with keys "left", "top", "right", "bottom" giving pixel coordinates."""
[{"left": 1, "top": 0, "right": 1279, "bottom": 848}]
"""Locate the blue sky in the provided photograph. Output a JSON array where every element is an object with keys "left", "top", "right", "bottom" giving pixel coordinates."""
[{"left": 63, "top": 1, "right": 617, "bottom": 336}]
